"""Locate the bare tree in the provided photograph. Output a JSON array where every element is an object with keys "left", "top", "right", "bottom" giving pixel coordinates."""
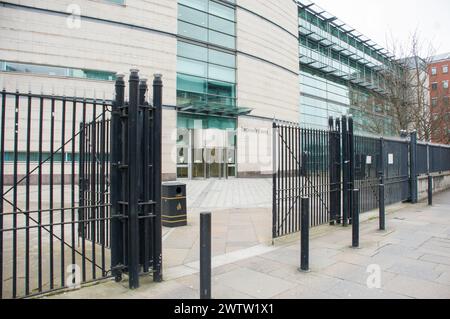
[{"left": 382, "top": 29, "right": 442, "bottom": 142}]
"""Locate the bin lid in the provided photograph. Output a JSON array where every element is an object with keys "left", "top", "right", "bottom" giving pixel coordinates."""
[{"left": 162, "top": 181, "right": 186, "bottom": 187}]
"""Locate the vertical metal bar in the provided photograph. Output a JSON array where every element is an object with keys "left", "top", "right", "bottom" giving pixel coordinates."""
[
  {"left": 38, "top": 96, "right": 43, "bottom": 292},
  {"left": 71, "top": 99, "right": 76, "bottom": 273},
  {"left": 288, "top": 125, "right": 292, "bottom": 234},
  {"left": 111, "top": 75, "right": 124, "bottom": 281},
  {"left": 342, "top": 116, "right": 348, "bottom": 227},
  {"left": 200, "top": 212, "right": 211, "bottom": 299},
  {"left": 428, "top": 175, "right": 433, "bottom": 206},
  {"left": 328, "top": 118, "right": 335, "bottom": 225},
  {"left": 152, "top": 74, "right": 163, "bottom": 282},
  {"left": 49, "top": 96, "right": 55, "bottom": 290},
  {"left": 348, "top": 116, "right": 355, "bottom": 224},
  {"left": 352, "top": 189, "right": 360, "bottom": 248},
  {"left": 277, "top": 124, "right": 281, "bottom": 237},
  {"left": 409, "top": 131, "right": 418, "bottom": 203},
  {"left": 272, "top": 122, "right": 277, "bottom": 240},
  {"left": 299, "top": 197, "right": 309, "bottom": 272},
  {"left": 100, "top": 101, "right": 106, "bottom": 275},
  {"left": 140, "top": 78, "right": 150, "bottom": 273},
  {"left": 296, "top": 126, "right": 299, "bottom": 231},
  {"left": 12, "top": 91, "right": 19, "bottom": 298},
  {"left": 91, "top": 101, "right": 97, "bottom": 280},
  {"left": 379, "top": 137, "right": 385, "bottom": 231},
  {"left": 283, "top": 125, "right": 286, "bottom": 236},
  {"left": 379, "top": 183, "right": 385, "bottom": 230},
  {"left": 128, "top": 70, "right": 140, "bottom": 289},
  {"left": 81, "top": 100, "right": 87, "bottom": 282},
  {"left": 0, "top": 90, "right": 6, "bottom": 299},
  {"left": 336, "top": 118, "right": 341, "bottom": 224},
  {"left": 60, "top": 98, "right": 66, "bottom": 287},
  {"left": 25, "top": 92, "right": 31, "bottom": 295}
]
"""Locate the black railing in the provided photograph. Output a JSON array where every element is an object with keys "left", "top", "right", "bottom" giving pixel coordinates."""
[
  {"left": 273, "top": 116, "right": 450, "bottom": 239},
  {"left": 0, "top": 70, "right": 164, "bottom": 298},
  {"left": 0, "top": 90, "right": 113, "bottom": 298}
]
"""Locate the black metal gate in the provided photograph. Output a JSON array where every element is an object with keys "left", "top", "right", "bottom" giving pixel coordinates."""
[
  {"left": 272, "top": 120, "right": 341, "bottom": 238},
  {"left": 273, "top": 115, "right": 413, "bottom": 239},
  {"left": 0, "top": 70, "right": 163, "bottom": 298},
  {"left": 0, "top": 90, "right": 113, "bottom": 298}
]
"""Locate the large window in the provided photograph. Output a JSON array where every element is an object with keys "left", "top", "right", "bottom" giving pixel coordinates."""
[
  {"left": 0, "top": 61, "right": 116, "bottom": 81},
  {"left": 176, "top": 1, "right": 236, "bottom": 108},
  {"left": 178, "top": 0, "right": 236, "bottom": 50}
]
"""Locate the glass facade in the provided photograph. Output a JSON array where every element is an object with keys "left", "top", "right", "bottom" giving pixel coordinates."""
[
  {"left": 176, "top": 0, "right": 237, "bottom": 179},
  {"left": 298, "top": 4, "right": 399, "bottom": 135},
  {"left": 0, "top": 61, "right": 116, "bottom": 81}
]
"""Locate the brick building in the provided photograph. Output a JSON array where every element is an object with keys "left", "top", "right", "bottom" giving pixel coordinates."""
[{"left": 428, "top": 52, "right": 450, "bottom": 144}]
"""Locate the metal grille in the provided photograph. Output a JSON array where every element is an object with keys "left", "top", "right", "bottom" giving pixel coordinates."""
[
  {"left": 429, "top": 145, "right": 450, "bottom": 173},
  {"left": 383, "top": 138, "right": 410, "bottom": 205},
  {"left": 272, "top": 116, "right": 450, "bottom": 240},
  {"left": 272, "top": 121, "right": 340, "bottom": 238},
  {"left": 0, "top": 90, "right": 113, "bottom": 299},
  {"left": 354, "top": 135, "right": 381, "bottom": 214}
]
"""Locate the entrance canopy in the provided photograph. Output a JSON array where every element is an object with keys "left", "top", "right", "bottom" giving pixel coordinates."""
[{"left": 177, "top": 101, "right": 253, "bottom": 117}]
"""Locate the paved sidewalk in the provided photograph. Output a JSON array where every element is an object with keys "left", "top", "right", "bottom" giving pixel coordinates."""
[
  {"left": 162, "top": 178, "right": 273, "bottom": 269},
  {"left": 48, "top": 190, "right": 450, "bottom": 299}
]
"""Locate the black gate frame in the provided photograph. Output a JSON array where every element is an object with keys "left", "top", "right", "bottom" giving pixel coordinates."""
[
  {"left": 110, "top": 71, "right": 163, "bottom": 289},
  {"left": 272, "top": 115, "right": 421, "bottom": 240}
]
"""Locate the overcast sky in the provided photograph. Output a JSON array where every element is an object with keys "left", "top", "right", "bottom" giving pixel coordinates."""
[{"left": 310, "top": 0, "right": 450, "bottom": 58}]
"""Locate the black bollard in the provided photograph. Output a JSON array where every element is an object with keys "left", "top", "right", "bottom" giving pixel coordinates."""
[
  {"left": 200, "top": 212, "right": 211, "bottom": 299},
  {"left": 379, "top": 180, "right": 385, "bottom": 231},
  {"left": 428, "top": 175, "right": 433, "bottom": 206},
  {"left": 299, "top": 197, "right": 310, "bottom": 272},
  {"left": 352, "top": 189, "right": 360, "bottom": 248}
]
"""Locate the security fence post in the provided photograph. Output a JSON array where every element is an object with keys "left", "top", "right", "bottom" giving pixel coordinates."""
[
  {"left": 152, "top": 74, "right": 163, "bottom": 282},
  {"left": 111, "top": 74, "right": 125, "bottom": 282},
  {"left": 352, "top": 189, "right": 360, "bottom": 248},
  {"left": 300, "top": 197, "right": 310, "bottom": 272},
  {"left": 341, "top": 116, "right": 349, "bottom": 226},
  {"left": 329, "top": 117, "right": 338, "bottom": 225},
  {"left": 379, "top": 181, "right": 385, "bottom": 231},
  {"left": 379, "top": 137, "right": 385, "bottom": 231},
  {"left": 410, "top": 131, "right": 418, "bottom": 203},
  {"left": 348, "top": 116, "right": 355, "bottom": 225},
  {"left": 200, "top": 212, "right": 211, "bottom": 299},
  {"left": 428, "top": 175, "right": 433, "bottom": 206},
  {"left": 127, "top": 69, "right": 141, "bottom": 289},
  {"left": 272, "top": 121, "right": 277, "bottom": 240}
]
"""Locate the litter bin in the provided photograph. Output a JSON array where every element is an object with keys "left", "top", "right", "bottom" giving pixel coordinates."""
[{"left": 162, "top": 182, "right": 187, "bottom": 227}]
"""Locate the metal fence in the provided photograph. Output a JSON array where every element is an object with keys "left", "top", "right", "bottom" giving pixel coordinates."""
[
  {"left": 0, "top": 90, "right": 113, "bottom": 298},
  {"left": 273, "top": 116, "right": 450, "bottom": 239},
  {"left": 272, "top": 120, "right": 341, "bottom": 238},
  {"left": 0, "top": 71, "right": 164, "bottom": 298}
]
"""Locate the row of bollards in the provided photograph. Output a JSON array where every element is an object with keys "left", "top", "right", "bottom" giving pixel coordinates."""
[{"left": 199, "top": 176, "right": 434, "bottom": 298}]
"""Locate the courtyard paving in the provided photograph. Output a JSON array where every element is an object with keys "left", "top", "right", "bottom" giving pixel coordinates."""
[{"left": 46, "top": 187, "right": 450, "bottom": 299}]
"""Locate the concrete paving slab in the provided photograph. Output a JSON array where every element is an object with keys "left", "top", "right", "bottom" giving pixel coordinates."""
[{"left": 214, "top": 268, "right": 296, "bottom": 299}]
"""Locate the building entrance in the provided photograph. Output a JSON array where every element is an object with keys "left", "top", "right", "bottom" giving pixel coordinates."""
[{"left": 177, "top": 128, "right": 236, "bottom": 179}]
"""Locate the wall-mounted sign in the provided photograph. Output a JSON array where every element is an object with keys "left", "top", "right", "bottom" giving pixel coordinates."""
[
  {"left": 366, "top": 155, "right": 372, "bottom": 165},
  {"left": 388, "top": 153, "right": 394, "bottom": 165}
]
